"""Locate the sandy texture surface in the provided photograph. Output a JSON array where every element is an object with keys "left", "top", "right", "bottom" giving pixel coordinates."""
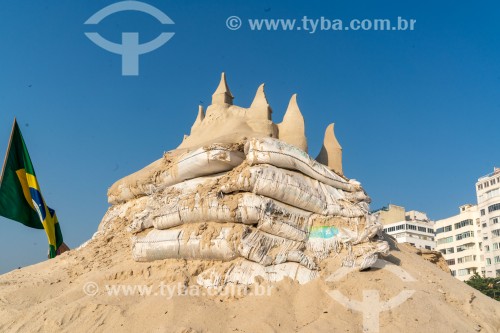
[{"left": 0, "top": 220, "right": 498, "bottom": 333}]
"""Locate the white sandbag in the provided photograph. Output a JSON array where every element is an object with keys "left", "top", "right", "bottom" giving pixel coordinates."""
[
  {"left": 257, "top": 199, "right": 313, "bottom": 242},
  {"left": 244, "top": 137, "right": 358, "bottom": 192},
  {"left": 153, "top": 193, "right": 263, "bottom": 229},
  {"left": 306, "top": 225, "right": 343, "bottom": 260},
  {"left": 128, "top": 174, "right": 224, "bottom": 233},
  {"left": 152, "top": 192, "right": 316, "bottom": 241},
  {"left": 340, "top": 188, "right": 370, "bottom": 203},
  {"left": 319, "top": 182, "right": 370, "bottom": 204},
  {"left": 109, "top": 144, "right": 244, "bottom": 204},
  {"left": 157, "top": 145, "right": 244, "bottom": 189},
  {"left": 221, "top": 164, "right": 327, "bottom": 214},
  {"left": 197, "top": 259, "right": 319, "bottom": 287},
  {"left": 342, "top": 240, "right": 390, "bottom": 270},
  {"left": 304, "top": 221, "right": 389, "bottom": 270},
  {"left": 237, "top": 228, "right": 316, "bottom": 269},
  {"left": 132, "top": 227, "right": 239, "bottom": 262},
  {"left": 225, "top": 260, "right": 319, "bottom": 285},
  {"left": 221, "top": 164, "right": 366, "bottom": 217}
]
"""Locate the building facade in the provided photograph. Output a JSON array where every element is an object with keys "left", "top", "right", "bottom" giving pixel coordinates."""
[
  {"left": 476, "top": 167, "right": 500, "bottom": 278},
  {"left": 375, "top": 204, "right": 435, "bottom": 250},
  {"left": 434, "top": 204, "right": 483, "bottom": 281},
  {"left": 435, "top": 167, "right": 500, "bottom": 281}
]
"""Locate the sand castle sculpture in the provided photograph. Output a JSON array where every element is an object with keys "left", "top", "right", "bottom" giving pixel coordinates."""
[{"left": 99, "top": 73, "right": 389, "bottom": 286}]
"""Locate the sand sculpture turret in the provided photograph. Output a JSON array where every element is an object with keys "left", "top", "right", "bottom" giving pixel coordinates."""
[
  {"left": 278, "top": 94, "right": 308, "bottom": 152},
  {"left": 316, "top": 124, "right": 343, "bottom": 175},
  {"left": 101, "top": 73, "right": 388, "bottom": 286}
]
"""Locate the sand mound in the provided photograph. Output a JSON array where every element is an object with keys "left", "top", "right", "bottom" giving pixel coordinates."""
[
  {"left": 0, "top": 225, "right": 498, "bottom": 333},
  {"left": 103, "top": 74, "right": 388, "bottom": 287},
  {"left": 1, "top": 74, "right": 498, "bottom": 332}
]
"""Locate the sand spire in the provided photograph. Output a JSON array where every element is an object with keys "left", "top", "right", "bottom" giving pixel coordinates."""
[
  {"left": 250, "top": 84, "right": 272, "bottom": 120},
  {"left": 277, "top": 94, "right": 307, "bottom": 152},
  {"left": 190, "top": 105, "right": 205, "bottom": 134},
  {"left": 211, "top": 72, "right": 234, "bottom": 105},
  {"left": 315, "top": 123, "right": 343, "bottom": 175}
]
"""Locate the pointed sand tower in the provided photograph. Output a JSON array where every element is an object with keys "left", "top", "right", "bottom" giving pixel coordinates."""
[
  {"left": 190, "top": 105, "right": 205, "bottom": 134},
  {"left": 211, "top": 72, "right": 234, "bottom": 105},
  {"left": 278, "top": 94, "right": 307, "bottom": 152},
  {"left": 249, "top": 83, "right": 272, "bottom": 120},
  {"left": 315, "top": 123, "right": 343, "bottom": 175}
]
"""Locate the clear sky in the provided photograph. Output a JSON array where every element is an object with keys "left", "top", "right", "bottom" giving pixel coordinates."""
[{"left": 1, "top": 0, "right": 499, "bottom": 274}]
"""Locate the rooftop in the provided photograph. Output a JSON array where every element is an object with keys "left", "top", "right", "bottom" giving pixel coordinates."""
[{"left": 477, "top": 167, "right": 500, "bottom": 181}]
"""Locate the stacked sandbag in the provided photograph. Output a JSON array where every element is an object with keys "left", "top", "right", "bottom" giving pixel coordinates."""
[
  {"left": 132, "top": 225, "right": 242, "bottom": 262},
  {"left": 197, "top": 259, "right": 320, "bottom": 287},
  {"left": 119, "top": 137, "right": 388, "bottom": 286},
  {"left": 108, "top": 143, "right": 245, "bottom": 205}
]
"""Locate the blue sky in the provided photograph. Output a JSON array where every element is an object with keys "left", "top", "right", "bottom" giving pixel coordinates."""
[{"left": 1, "top": 0, "right": 499, "bottom": 274}]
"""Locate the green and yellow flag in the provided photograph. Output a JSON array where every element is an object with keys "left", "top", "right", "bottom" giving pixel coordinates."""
[{"left": 0, "top": 119, "right": 63, "bottom": 258}]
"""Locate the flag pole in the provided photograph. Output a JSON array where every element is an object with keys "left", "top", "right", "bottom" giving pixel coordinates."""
[{"left": 0, "top": 118, "right": 17, "bottom": 184}]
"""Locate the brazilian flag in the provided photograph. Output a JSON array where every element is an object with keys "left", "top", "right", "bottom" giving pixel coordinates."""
[{"left": 0, "top": 119, "right": 63, "bottom": 258}]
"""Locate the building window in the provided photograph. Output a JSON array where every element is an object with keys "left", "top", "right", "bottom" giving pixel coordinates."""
[
  {"left": 492, "top": 179, "right": 496, "bottom": 185},
  {"left": 491, "top": 217, "right": 499, "bottom": 225},
  {"left": 427, "top": 228, "right": 433, "bottom": 233},
  {"left": 486, "top": 258, "right": 491, "bottom": 266},
  {"left": 482, "top": 223, "right": 487, "bottom": 228},
  {"left": 437, "top": 236, "right": 454, "bottom": 245},
  {"left": 454, "top": 219, "right": 473, "bottom": 230},
  {"left": 435, "top": 227, "right": 444, "bottom": 234},
  {"left": 493, "top": 242, "right": 500, "bottom": 251},
  {"left": 481, "top": 209, "right": 486, "bottom": 216},
  {"left": 478, "top": 184, "right": 483, "bottom": 190},
  {"left": 407, "top": 224, "right": 417, "bottom": 231},
  {"left": 486, "top": 188, "right": 500, "bottom": 200},
  {"left": 456, "top": 243, "right": 474, "bottom": 252},
  {"left": 418, "top": 226, "right": 427, "bottom": 232},
  {"left": 495, "top": 256, "right": 500, "bottom": 264},
  {"left": 456, "top": 231, "right": 474, "bottom": 241},
  {"left": 492, "top": 229, "right": 500, "bottom": 238},
  {"left": 440, "top": 247, "right": 454, "bottom": 254},
  {"left": 444, "top": 225, "right": 452, "bottom": 232},
  {"left": 457, "top": 255, "right": 475, "bottom": 264},
  {"left": 446, "top": 259, "right": 455, "bottom": 266},
  {"left": 489, "top": 203, "right": 500, "bottom": 213},
  {"left": 385, "top": 226, "right": 396, "bottom": 233},
  {"left": 451, "top": 270, "right": 456, "bottom": 276},
  {"left": 485, "top": 245, "right": 490, "bottom": 252}
]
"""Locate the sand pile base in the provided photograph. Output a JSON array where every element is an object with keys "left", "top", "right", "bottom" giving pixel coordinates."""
[
  {"left": 2, "top": 75, "right": 498, "bottom": 332},
  {"left": 0, "top": 221, "right": 498, "bottom": 333}
]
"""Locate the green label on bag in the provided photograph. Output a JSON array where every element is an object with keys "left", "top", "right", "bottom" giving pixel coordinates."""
[{"left": 310, "top": 226, "right": 339, "bottom": 239}]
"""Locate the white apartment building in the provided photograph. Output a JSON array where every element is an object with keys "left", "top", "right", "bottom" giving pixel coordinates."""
[
  {"left": 435, "top": 167, "right": 500, "bottom": 281},
  {"left": 434, "top": 204, "right": 483, "bottom": 281},
  {"left": 374, "top": 204, "right": 435, "bottom": 250},
  {"left": 476, "top": 167, "right": 500, "bottom": 278}
]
